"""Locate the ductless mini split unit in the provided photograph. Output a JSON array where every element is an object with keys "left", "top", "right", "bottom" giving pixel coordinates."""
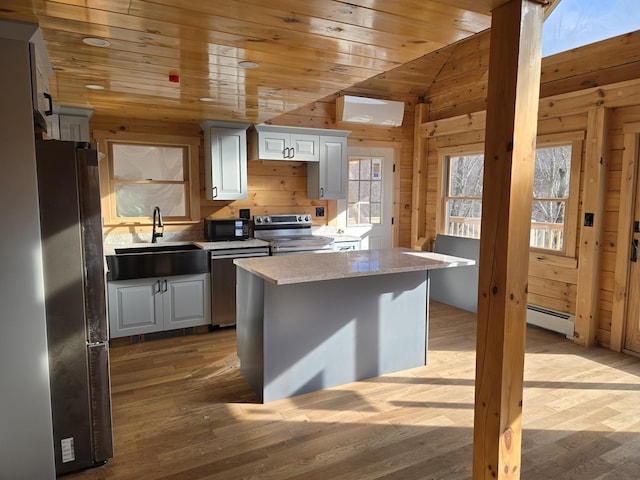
[{"left": 336, "top": 95, "right": 405, "bottom": 127}]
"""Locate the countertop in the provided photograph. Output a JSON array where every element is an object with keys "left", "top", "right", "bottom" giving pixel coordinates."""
[
  {"left": 194, "top": 239, "right": 270, "bottom": 250},
  {"left": 234, "top": 247, "right": 475, "bottom": 285},
  {"left": 103, "top": 239, "right": 269, "bottom": 256}
]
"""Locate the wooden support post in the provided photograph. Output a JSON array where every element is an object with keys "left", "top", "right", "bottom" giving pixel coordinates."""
[
  {"left": 473, "top": 1, "right": 544, "bottom": 479},
  {"left": 574, "top": 107, "right": 610, "bottom": 346},
  {"left": 411, "top": 103, "right": 429, "bottom": 248}
]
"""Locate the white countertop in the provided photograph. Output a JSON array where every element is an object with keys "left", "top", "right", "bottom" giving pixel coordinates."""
[
  {"left": 104, "top": 239, "right": 269, "bottom": 255},
  {"left": 234, "top": 247, "right": 475, "bottom": 285}
]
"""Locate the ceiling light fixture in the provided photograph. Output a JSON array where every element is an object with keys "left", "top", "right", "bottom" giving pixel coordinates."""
[
  {"left": 82, "top": 37, "right": 111, "bottom": 47},
  {"left": 238, "top": 60, "right": 259, "bottom": 69},
  {"left": 85, "top": 84, "right": 105, "bottom": 90},
  {"left": 199, "top": 97, "right": 215, "bottom": 102}
]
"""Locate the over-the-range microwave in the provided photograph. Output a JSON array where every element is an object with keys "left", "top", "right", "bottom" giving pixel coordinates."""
[{"left": 204, "top": 218, "right": 250, "bottom": 241}]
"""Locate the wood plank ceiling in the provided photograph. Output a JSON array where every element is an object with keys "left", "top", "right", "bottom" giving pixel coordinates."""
[{"left": 0, "top": 0, "right": 496, "bottom": 123}]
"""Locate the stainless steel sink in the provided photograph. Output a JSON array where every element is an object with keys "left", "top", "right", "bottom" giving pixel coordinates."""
[
  {"left": 114, "top": 243, "right": 201, "bottom": 254},
  {"left": 106, "top": 243, "right": 209, "bottom": 281}
]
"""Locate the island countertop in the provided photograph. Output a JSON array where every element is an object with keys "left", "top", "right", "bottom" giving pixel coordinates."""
[{"left": 233, "top": 247, "right": 475, "bottom": 285}]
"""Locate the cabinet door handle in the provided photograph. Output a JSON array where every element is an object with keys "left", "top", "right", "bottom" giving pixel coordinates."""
[
  {"left": 212, "top": 186, "right": 218, "bottom": 198},
  {"left": 290, "top": 147, "right": 295, "bottom": 158},
  {"left": 320, "top": 187, "right": 324, "bottom": 198},
  {"left": 155, "top": 280, "right": 162, "bottom": 294},
  {"left": 44, "top": 92, "right": 53, "bottom": 116},
  {"left": 163, "top": 279, "right": 168, "bottom": 292},
  {"left": 631, "top": 239, "right": 638, "bottom": 263}
]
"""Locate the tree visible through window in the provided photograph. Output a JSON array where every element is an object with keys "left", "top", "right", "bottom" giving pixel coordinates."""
[{"left": 442, "top": 142, "right": 575, "bottom": 253}]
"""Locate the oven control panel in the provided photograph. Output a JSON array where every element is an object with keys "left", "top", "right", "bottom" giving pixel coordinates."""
[{"left": 254, "top": 214, "right": 312, "bottom": 227}]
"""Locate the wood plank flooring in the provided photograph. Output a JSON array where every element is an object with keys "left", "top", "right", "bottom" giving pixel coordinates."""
[{"left": 66, "top": 302, "right": 640, "bottom": 479}]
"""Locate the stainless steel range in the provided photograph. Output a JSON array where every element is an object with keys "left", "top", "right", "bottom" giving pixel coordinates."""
[{"left": 253, "top": 214, "right": 334, "bottom": 255}]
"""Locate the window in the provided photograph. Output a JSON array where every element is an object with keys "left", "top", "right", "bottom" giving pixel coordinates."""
[
  {"left": 443, "top": 151, "right": 483, "bottom": 238},
  {"left": 95, "top": 131, "right": 200, "bottom": 225},
  {"left": 438, "top": 133, "right": 582, "bottom": 256},
  {"left": 347, "top": 156, "right": 383, "bottom": 225}
]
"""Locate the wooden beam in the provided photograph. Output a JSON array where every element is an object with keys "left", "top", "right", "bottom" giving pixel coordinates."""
[
  {"left": 473, "top": 1, "right": 544, "bottom": 479},
  {"left": 411, "top": 103, "right": 429, "bottom": 247},
  {"left": 574, "top": 108, "right": 610, "bottom": 346}
]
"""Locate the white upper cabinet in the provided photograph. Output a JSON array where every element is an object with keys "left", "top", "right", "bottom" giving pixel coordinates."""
[
  {"left": 49, "top": 106, "right": 93, "bottom": 142},
  {"left": 248, "top": 124, "right": 350, "bottom": 199},
  {"left": 201, "top": 120, "right": 250, "bottom": 200},
  {"left": 250, "top": 124, "right": 320, "bottom": 161},
  {"left": 307, "top": 134, "right": 350, "bottom": 200}
]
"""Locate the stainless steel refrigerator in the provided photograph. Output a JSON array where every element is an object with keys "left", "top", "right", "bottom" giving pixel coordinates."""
[{"left": 35, "top": 139, "right": 114, "bottom": 475}]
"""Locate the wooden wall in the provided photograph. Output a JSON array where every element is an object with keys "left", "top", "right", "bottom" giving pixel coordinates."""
[
  {"left": 90, "top": 26, "right": 640, "bottom": 349},
  {"left": 266, "top": 93, "right": 417, "bottom": 247},
  {"left": 91, "top": 94, "right": 417, "bottom": 247},
  {"left": 418, "top": 29, "right": 640, "bottom": 349}
]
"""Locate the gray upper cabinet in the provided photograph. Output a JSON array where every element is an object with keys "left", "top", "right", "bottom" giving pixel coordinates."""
[
  {"left": 307, "top": 135, "right": 349, "bottom": 199},
  {"left": 201, "top": 120, "right": 250, "bottom": 200}
]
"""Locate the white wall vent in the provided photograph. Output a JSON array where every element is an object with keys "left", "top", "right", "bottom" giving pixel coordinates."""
[{"left": 526, "top": 304, "right": 574, "bottom": 339}]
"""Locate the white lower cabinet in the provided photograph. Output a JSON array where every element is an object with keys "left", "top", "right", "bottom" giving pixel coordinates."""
[{"left": 108, "top": 273, "right": 210, "bottom": 338}]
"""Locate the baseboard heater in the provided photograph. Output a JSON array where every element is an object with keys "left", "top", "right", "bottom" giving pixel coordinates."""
[{"left": 526, "top": 304, "right": 574, "bottom": 339}]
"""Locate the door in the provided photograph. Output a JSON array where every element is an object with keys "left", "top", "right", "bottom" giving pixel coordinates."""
[
  {"left": 210, "top": 126, "right": 248, "bottom": 200},
  {"left": 107, "top": 278, "right": 163, "bottom": 338},
  {"left": 338, "top": 146, "right": 395, "bottom": 249},
  {"left": 164, "top": 274, "right": 210, "bottom": 329},
  {"left": 320, "top": 136, "right": 347, "bottom": 199},
  {"left": 290, "top": 133, "right": 319, "bottom": 161},
  {"left": 624, "top": 143, "right": 640, "bottom": 354}
]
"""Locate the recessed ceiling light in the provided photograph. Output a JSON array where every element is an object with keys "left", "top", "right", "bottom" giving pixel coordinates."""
[
  {"left": 82, "top": 37, "right": 111, "bottom": 47},
  {"left": 199, "top": 97, "right": 215, "bottom": 102},
  {"left": 85, "top": 84, "right": 105, "bottom": 90},
  {"left": 238, "top": 60, "right": 259, "bottom": 69}
]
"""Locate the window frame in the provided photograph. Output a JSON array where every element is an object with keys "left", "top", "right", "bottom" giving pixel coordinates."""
[
  {"left": 436, "top": 132, "right": 583, "bottom": 258},
  {"left": 94, "top": 130, "right": 201, "bottom": 226}
]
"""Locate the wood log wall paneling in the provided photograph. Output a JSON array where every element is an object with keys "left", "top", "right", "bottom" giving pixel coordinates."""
[
  {"left": 91, "top": 97, "right": 418, "bottom": 248},
  {"left": 420, "top": 29, "right": 640, "bottom": 348},
  {"left": 91, "top": 25, "right": 640, "bottom": 349}
]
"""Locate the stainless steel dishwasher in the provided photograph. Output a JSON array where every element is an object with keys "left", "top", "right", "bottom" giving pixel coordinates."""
[{"left": 210, "top": 246, "right": 269, "bottom": 326}]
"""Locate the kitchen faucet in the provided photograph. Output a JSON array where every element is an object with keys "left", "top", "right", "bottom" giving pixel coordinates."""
[{"left": 152, "top": 206, "right": 164, "bottom": 243}]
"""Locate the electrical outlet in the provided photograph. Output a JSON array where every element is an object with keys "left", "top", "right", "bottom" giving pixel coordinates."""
[
  {"left": 316, "top": 207, "right": 325, "bottom": 217},
  {"left": 239, "top": 208, "right": 250, "bottom": 219}
]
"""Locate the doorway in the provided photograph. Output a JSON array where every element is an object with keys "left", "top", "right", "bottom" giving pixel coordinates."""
[{"left": 337, "top": 146, "right": 395, "bottom": 249}]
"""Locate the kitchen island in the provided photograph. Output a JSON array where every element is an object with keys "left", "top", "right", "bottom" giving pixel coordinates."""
[{"left": 234, "top": 248, "right": 474, "bottom": 403}]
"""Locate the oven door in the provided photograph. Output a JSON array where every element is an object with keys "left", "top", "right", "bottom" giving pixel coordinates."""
[{"left": 270, "top": 237, "right": 335, "bottom": 255}]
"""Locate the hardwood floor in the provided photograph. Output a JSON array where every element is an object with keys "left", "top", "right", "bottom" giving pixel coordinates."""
[{"left": 67, "top": 302, "right": 640, "bottom": 480}]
